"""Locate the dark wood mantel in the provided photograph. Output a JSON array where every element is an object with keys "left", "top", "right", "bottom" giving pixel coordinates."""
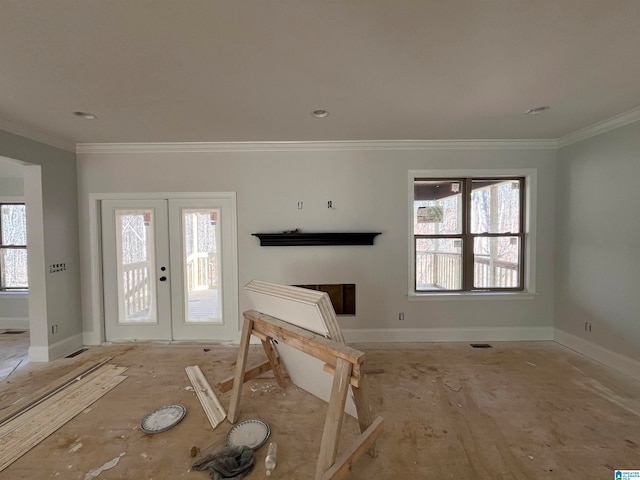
[{"left": 252, "top": 232, "right": 381, "bottom": 246}]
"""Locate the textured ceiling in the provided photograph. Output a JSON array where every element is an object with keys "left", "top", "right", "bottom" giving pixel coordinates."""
[{"left": 1, "top": 0, "right": 640, "bottom": 148}]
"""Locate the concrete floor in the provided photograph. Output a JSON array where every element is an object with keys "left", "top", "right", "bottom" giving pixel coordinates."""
[{"left": 1, "top": 333, "right": 639, "bottom": 479}]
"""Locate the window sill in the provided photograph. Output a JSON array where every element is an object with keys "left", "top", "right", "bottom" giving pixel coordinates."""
[
  {"left": 408, "top": 291, "right": 537, "bottom": 301},
  {"left": 0, "top": 291, "right": 28, "bottom": 298}
]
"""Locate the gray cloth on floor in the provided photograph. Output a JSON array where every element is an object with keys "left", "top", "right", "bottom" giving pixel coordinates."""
[{"left": 192, "top": 445, "right": 255, "bottom": 480}]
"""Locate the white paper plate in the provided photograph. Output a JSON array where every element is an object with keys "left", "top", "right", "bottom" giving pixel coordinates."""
[
  {"left": 140, "top": 404, "right": 186, "bottom": 434},
  {"left": 226, "top": 419, "right": 270, "bottom": 450}
]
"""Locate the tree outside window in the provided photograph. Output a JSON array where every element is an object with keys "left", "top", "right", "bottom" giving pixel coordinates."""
[{"left": 0, "top": 203, "right": 28, "bottom": 290}]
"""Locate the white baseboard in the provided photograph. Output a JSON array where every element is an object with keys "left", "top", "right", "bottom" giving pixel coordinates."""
[
  {"left": 342, "top": 326, "right": 553, "bottom": 343},
  {"left": 553, "top": 329, "right": 640, "bottom": 381},
  {"left": 28, "top": 333, "right": 84, "bottom": 362},
  {"left": 0, "top": 317, "right": 29, "bottom": 330}
]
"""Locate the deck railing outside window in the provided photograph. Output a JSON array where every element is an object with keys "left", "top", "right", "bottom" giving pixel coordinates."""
[
  {"left": 123, "top": 254, "right": 218, "bottom": 318},
  {"left": 416, "top": 251, "right": 518, "bottom": 290}
]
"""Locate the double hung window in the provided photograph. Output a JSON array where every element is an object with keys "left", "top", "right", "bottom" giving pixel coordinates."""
[
  {"left": 0, "top": 203, "right": 28, "bottom": 291},
  {"left": 412, "top": 177, "right": 524, "bottom": 292}
]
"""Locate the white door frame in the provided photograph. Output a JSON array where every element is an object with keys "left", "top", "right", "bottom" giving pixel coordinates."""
[{"left": 85, "top": 192, "right": 239, "bottom": 345}]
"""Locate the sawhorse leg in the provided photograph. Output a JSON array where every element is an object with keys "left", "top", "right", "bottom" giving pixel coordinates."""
[
  {"left": 351, "top": 373, "right": 378, "bottom": 458},
  {"left": 227, "top": 317, "right": 253, "bottom": 423},
  {"left": 315, "top": 357, "right": 353, "bottom": 480},
  {"left": 261, "top": 338, "right": 287, "bottom": 388}
]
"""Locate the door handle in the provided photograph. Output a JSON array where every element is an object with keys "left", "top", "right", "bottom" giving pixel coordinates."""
[{"left": 159, "top": 276, "right": 167, "bottom": 282}]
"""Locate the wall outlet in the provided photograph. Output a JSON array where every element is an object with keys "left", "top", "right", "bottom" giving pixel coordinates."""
[
  {"left": 584, "top": 321, "right": 592, "bottom": 332},
  {"left": 49, "top": 263, "right": 67, "bottom": 273},
  {"left": 399, "top": 312, "right": 405, "bottom": 321},
  {"left": 51, "top": 324, "right": 58, "bottom": 334}
]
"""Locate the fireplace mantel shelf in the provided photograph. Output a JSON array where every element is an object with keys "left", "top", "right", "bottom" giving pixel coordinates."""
[{"left": 252, "top": 231, "right": 381, "bottom": 246}]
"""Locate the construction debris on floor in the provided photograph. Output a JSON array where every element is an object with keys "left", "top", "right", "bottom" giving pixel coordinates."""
[
  {"left": 0, "top": 357, "right": 128, "bottom": 472},
  {"left": 1, "top": 330, "right": 640, "bottom": 478},
  {"left": 192, "top": 445, "right": 255, "bottom": 480}
]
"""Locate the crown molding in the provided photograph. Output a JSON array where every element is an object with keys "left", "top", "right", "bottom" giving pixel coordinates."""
[
  {"left": 6, "top": 104, "right": 640, "bottom": 155},
  {"left": 557, "top": 106, "right": 640, "bottom": 148},
  {"left": 76, "top": 138, "right": 558, "bottom": 154}
]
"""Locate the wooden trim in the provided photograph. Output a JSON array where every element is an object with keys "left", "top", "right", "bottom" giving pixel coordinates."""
[
  {"left": 216, "top": 360, "right": 273, "bottom": 394},
  {"left": 0, "top": 365, "right": 127, "bottom": 438},
  {"left": 252, "top": 232, "right": 381, "bottom": 247},
  {"left": 0, "top": 356, "right": 113, "bottom": 428},
  {"left": 185, "top": 366, "right": 226, "bottom": 430},
  {"left": 0, "top": 365, "right": 127, "bottom": 472}
]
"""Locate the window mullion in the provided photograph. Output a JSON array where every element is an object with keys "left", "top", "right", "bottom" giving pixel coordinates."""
[
  {"left": 462, "top": 178, "right": 474, "bottom": 291},
  {"left": 519, "top": 178, "right": 526, "bottom": 290}
]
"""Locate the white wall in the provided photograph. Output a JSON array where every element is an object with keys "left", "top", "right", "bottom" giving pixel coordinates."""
[
  {"left": 78, "top": 144, "right": 557, "bottom": 343},
  {"left": 556, "top": 122, "right": 640, "bottom": 363},
  {"left": 0, "top": 294, "right": 28, "bottom": 329},
  {"left": 0, "top": 177, "right": 24, "bottom": 196},
  {"left": 0, "top": 130, "right": 82, "bottom": 360}
]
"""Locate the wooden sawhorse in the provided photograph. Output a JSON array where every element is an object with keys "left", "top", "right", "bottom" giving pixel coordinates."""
[{"left": 225, "top": 310, "right": 384, "bottom": 480}]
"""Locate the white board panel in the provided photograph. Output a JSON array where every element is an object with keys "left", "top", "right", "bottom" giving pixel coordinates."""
[
  {"left": 245, "top": 280, "right": 330, "bottom": 336},
  {"left": 275, "top": 343, "right": 357, "bottom": 418},
  {"left": 244, "top": 280, "right": 355, "bottom": 416}
]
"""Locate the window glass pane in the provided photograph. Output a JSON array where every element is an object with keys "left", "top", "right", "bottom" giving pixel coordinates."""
[
  {"left": 473, "top": 236, "right": 520, "bottom": 288},
  {"left": 471, "top": 179, "right": 521, "bottom": 234},
  {"left": 416, "top": 238, "right": 462, "bottom": 290},
  {"left": 116, "top": 209, "right": 156, "bottom": 323},
  {"left": 182, "top": 209, "right": 221, "bottom": 323},
  {"left": 1, "top": 248, "right": 28, "bottom": 288},
  {"left": 414, "top": 180, "right": 462, "bottom": 235},
  {"left": 1, "top": 204, "right": 27, "bottom": 245}
]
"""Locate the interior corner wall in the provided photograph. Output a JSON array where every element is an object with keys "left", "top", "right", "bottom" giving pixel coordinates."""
[
  {"left": 0, "top": 129, "right": 82, "bottom": 360},
  {"left": 77, "top": 146, "right": 557, "bottom": 342},
  {"left": 556, "top": 121, "right": 640, "bottom": 364}
]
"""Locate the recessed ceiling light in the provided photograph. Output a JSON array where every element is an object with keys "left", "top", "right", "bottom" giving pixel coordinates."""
[
  {"left": 73, "top": 111, "right": 97, "bottom": 120},
  {"left": 525, "top": 106, "right": 550, "bottom": 115},
  {"left": 311, "top": 109, "right": 329, "bottom": 118}
]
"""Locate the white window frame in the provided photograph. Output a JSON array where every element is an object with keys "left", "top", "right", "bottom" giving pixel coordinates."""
[
  {"left": 0, "top": 197, "right": 28, "bottom": 292},
  {"left": 408, "top": 169, "right": 537, "bottom": 300}
]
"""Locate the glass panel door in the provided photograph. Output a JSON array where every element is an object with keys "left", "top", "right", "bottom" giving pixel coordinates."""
[
  {"left": 115, "top": 208, "right": 158, "bottom": 323},
  {"left": 182, "top": 208, "right": 222, "bottom": 323},
  {"left": 169, "top": 198, "right": 237, "bottom": 341},
  {"left": 102, "top": 199, "right": 171, "bottom": 341},
  {"left": 102, "top": 197, "right": 238, "bottom": 342}
]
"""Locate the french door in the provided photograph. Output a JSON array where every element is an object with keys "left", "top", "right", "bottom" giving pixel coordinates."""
[{"left": 101, "top": 197, "right": 238, "bottom": 342}]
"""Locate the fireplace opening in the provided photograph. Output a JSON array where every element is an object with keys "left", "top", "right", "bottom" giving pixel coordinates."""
[{"left": 293, "top": 284, "right": 355, "bottom": 315}]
